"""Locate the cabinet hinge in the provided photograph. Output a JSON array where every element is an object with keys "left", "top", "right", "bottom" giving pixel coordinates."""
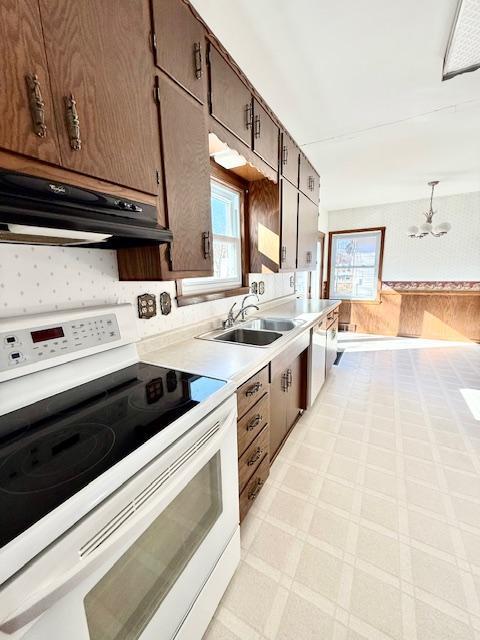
[
  {"left": 151, "top": 32, "right": 157, "bottom": 53},
  {"left": 155, "top": 169, "right": 160, "bottom": 185},
  {"left": 166, "top": 244, "right": 173, "bottom": 268},
  {"left": 153, "top": 85, "right": 161, "bottom": 104}
]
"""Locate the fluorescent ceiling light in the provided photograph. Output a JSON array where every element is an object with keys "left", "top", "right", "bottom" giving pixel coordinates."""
[
  {"left": 212, "top": 149, "right": 247, "bottom": 169},
  {"left": 443, "top": 0, "right": 480, "bottom": 80}
]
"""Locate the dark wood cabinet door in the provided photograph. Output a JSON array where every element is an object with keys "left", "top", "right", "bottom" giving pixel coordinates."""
[
  {"left": 209, "top": 46, "right": 252, "bottom": 147},
  {"left": 157, "top": 74, "right": 213, "bottom": 273},
  {"left": 299, "top": 153, "right": 319, "bottom": 203},
  {"left": 297, "top": 192, "right": 318, "bottom": 270},
  {"left": 269, "top": 369, "right": 288, "bottom": 461},
  {"left": 151, "top": 0, "right": 207, "bottom": 103},
  {"left": 0, "top": 0, "right": 60, "bottom": 164},
  {"left": 252, "top": 99, "right": 279, "bottom": 169},
  {"left": 281, "top": 132, "right": 299, "bottom": 187},
  {"left": 39, "top": 0, "right": 161, "bottom": 194},
  {"left": 285, "top": 353, "right": 306, "bottom": 431},
  {"left": 280, "top": 179, "right": 298, "bottom": 271}
]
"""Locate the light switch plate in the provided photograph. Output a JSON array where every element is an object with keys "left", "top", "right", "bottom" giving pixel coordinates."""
[{"left": 137, "top": 293, "right": 156, "bottom": 319}]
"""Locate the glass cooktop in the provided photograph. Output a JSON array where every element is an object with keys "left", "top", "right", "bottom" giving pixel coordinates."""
[{"left": 0, "top": 362, "right": 226, "bottom": 548}]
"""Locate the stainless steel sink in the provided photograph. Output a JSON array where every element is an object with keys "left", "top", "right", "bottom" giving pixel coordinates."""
[
  {"left": 242, "top": 317, "right": 303, "bottom": 332},
  {"left": 213, "top": 328, "right": 282, "bottom": 346}
]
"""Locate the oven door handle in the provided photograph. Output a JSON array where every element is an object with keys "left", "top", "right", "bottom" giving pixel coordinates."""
[{"left": 0, "top": 410, "right": 237, "bottom": 635}]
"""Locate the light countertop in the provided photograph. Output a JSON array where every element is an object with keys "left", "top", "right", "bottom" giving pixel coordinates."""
[{"left": 141, "top": 298, "right": 340, "bottom": 387}]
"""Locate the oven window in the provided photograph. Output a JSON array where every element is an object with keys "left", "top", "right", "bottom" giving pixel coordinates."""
[{"left": 84, "top": 453, "right": 222, "bottom": 640}]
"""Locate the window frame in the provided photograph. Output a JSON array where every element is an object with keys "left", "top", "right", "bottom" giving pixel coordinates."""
[
  {"left": 176, "top": 161, "right": 249, "bottom": 306},
  {"left": 326, "top": 227, "right": 385, "bottom": 303}
]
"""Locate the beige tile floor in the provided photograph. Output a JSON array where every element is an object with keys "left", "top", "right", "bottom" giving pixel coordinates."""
[{"left": 204, "top": 333, "right": 480, "bottom": 640}]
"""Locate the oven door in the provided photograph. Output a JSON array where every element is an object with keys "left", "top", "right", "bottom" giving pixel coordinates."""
[{"left": 0, "top": 396, "right": 238, "bottom": 640}]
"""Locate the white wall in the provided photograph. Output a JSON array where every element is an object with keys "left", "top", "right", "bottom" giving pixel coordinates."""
[
  {"left": 0, "top": 245, "right": 295, "bottom": 339},
  {"left": 328, "top": 191, "right": 480, "bottom": 281}
]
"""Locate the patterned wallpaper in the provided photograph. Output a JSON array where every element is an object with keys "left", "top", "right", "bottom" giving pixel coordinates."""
[
  {"left": 328, "top": 191, "right": 480, "bottom": 281},
  {"left": 0, "top": 245, "right": 298, "bottom": 338}
]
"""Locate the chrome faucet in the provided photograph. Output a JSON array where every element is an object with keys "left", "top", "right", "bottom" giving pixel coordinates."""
[{"left": 223, "top": 294, "right": 259, "bottom": 328}]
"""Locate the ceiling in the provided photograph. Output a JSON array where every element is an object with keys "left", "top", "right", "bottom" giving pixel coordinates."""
[{"left": 191, "top": 0, "right": 480, "bottom": 210}]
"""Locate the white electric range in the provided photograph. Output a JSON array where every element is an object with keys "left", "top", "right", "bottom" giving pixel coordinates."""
[{"left": 0, "top": 304, "right": 240, "bottom": 640}]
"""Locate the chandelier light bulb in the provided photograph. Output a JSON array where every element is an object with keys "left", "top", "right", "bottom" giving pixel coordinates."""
[
  {"left": 436, "top": 222, "right": 451, "bottom": 233},
  {"left": 420, "top": 222, "right": 432, "bottom": 233}
]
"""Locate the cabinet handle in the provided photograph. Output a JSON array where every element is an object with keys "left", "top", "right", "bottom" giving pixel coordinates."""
[
  {"left": 247, "top": 447, "right": 263, "bottom": 466},
  {"left": 282, "top": 145, "right": 288, "bottom": 165},
  {"left": 64, "top": 94, "right": 81, "bottom": 150},
  {"left": 281, "top": 372, "right": 289, "bottom": 392},
  {"left": 193, "top": 41, "right": 202, "bottom": 79},
  {"left": 287, "top": 368, "right": 292, "bottom": 387},
  {"left": 245, "top": 103, "right": 253, "bottom": 129},
  {"left": 248, "top": 478, "right": 264, "bottom": 501},
  {"left": 281, "top": 245, "right": 287, "bottom": 263},
  {"left": 306, "top": 251, "right": 312, "bottom": 264},
  {"left": 308, "top": 175, "right": 315, "bottom": 191},
  {"left": 245, "top": 381, "right": 262, "bottom": 397},
  {"left": 25, "top": 74, "right": 47, "bottom": 138},
  {"left": 246, "top": 414, "right": 262, "bottom": 431},
  {"left": 254, "top": 114, "right": 261, "bottom": 138},
  {"left": 202, "top": 231, "right": 211, "bottom": 259}
]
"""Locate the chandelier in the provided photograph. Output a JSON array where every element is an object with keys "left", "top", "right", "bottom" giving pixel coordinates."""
[{"left": 408, "top": 181, "right": 451, "bottom": 239}]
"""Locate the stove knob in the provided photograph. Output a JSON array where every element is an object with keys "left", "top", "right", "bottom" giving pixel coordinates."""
[{"left": 132, "top": 204, "right": 143, "bottom": 212}]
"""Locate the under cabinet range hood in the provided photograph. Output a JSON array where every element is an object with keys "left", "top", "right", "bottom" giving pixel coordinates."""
[{"left": 0, "top": 170, "right": 173, "bottom": 248}]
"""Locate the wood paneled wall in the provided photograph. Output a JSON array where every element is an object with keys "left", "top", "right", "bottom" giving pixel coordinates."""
[{"left": 339, "top": 291, "right": 480, "bottom": 342}]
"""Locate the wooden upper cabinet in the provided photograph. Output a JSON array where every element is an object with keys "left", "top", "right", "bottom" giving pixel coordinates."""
[
  {"left": 281, "top": 132, "right": 299, "bottom": 187},
  {"left": 252, "top": 99, "right": 279, "bottom": 169},
  {"left": 209, "top": 46, "right": 252, "bottom": 147},
  {"left": 0, "top": 0, "right": 60, "bottom": 164},
  {"left": 297, "top": 192, "right": 318, "bottom": 270},
  {"left": 157, "top": 74, "right": 213, "bottom": 273},
  {"left": 151, "top": 0, "right": 207, "bottom": 104},
  {"left": 280, "top": 179, "right": 298, "bottom": 271},
  {"left": 38, "top": 0, "right": 161, "bottom": 195},
  {"left": 299, "top": 153, "right": 319, "bottom": 203}
]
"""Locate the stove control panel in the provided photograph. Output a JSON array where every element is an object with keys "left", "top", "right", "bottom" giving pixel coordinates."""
[{"left": 0, "top": 313, "right": 120, "bottom": 374}]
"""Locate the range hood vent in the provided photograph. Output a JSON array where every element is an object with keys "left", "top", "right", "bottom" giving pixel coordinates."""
[{"left": 0, "top": 171, "right": 173, "bottom": 249}]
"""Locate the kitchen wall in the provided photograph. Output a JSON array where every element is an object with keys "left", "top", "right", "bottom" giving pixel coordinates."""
[
  {"left": 0, "top": 245, "right": 296, "bottom": 339},
  {"left": 328, "top": 190, "right": 480, "bottom": 281}
]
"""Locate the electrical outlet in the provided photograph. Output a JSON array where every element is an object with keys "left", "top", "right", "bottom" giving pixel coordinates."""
[
  {"left": 258, "top": 281, "right": 265, "bottom": 295},
  {"left": 289, "top": 275, "right": 295, "bottom": 288},
  {"left": 250, "top": 282, "right": 258, "bottom": 295},
  {"left": 137, "top": 293, "right": 156, "bottom": 319}
]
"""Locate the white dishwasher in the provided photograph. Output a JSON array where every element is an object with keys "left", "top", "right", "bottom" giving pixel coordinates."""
[{"left": 308, "top": 316, "right": 327, "bottom": 406}]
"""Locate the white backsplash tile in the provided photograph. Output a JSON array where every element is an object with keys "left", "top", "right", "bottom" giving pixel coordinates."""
[{"left": 0, "top": 245, "right": 298, "bottom": 338}]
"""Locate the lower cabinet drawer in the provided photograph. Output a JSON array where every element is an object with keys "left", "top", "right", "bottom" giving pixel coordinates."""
[
  {"left": 238, "top": 425, "right": 269, "bottom": 494},
  {"left": 237, "top": 365, "right": 269, "bottom": 419},
  {"left": 237, "top": 392, "right": 270, "bottom": 456},
  {"left": 239, "top": 454, "right": 269, "bottom": 522}
]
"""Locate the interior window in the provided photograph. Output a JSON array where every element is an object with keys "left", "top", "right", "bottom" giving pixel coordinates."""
[
  {"left": 328, "top": 229, "right": 383, "bottom": 301},
  {"left": 181, "top": 179, "right": 242, "bottom": 295}
]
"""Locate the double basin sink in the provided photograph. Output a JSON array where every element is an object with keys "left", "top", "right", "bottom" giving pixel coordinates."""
[{"left": 197, "top": 317, "right": 305, "bottom": 348}]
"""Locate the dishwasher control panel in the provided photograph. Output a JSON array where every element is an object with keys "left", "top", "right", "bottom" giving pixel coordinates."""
[{"left": 0, "top": 313, "right": 120, "bottom": 374}]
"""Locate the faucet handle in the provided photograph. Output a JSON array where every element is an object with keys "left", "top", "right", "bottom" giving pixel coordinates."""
[{"left": 223, "top": 302, "right": 237, "bottom": 329}]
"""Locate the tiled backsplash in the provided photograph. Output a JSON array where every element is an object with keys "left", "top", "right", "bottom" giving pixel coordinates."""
[{"left": 0, "top": 245, "right": 301, "bottom": 338}]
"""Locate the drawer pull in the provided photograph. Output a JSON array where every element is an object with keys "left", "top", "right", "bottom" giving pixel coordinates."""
[
  {"left": 248, "top": 478, "right": 264, "bottom": 501},
  {"left": 247, "top": 447, "right": 263, "bottom": 466},
  {"left": 246, "top": 414, "right": 262, "bottom": 431},
  {"left": 245, "top": 381, "right": 262, "bottom": 397}
]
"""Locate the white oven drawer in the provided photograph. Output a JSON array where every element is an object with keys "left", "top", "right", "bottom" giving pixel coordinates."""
[{"left": 0, "top": 395, "right": 238, "bottom": 640}]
